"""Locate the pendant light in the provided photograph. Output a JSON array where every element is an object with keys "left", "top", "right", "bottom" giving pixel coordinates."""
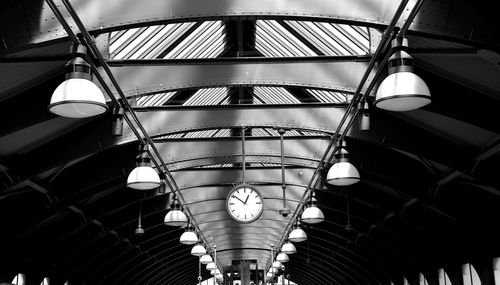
[
  {"left": 191, "top": 243, "right": 206, "bottom": 256},
  {"left": 301, "top": 192, "right": 324, "bottom": 224},
  {"left": 288, "top": 221, "right": 307, "bottom": 242},
  {"left": 276, "top": 252, "right": 289, "bottom": 263},
  {"left": 200, "top": 254, "right": 213, "bottom": 264},
  {"left": 134, "top": 200, "right": 145, "bottom": 235},
  {"left": 49, "top": 45, "right": 108, "bottom": 118},
  {"left": 179, "top": 223, "right": 198, "bottom": 245},
  {"left": 375, "top": 37, "right": 431, "bottom": 111},
  {"left": 281, "top": 240, "right": 296, "bottom": 254},
  {"left": 127, "top": 144, "right": 161, "bottom": 190},
  {"left": 327, "top": 140, "right": 360, "bottom": 186},
  {"left": 164, "top": 194, "right": 188, "bottom": 226},
  {"left": 206, "top": 262, "right": 216, "bottom": 271},
  {"left": 278, "top": 129, "right": 291, "bottom": 217},
  {"left": 272, "top": 261, "right": 282, "bottom": 269},
  {"left": 358, "top": 101, "right": 370, "bottom": 131}
]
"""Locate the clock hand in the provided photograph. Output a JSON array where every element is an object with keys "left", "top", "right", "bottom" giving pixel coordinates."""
[
  {"left": 244, "top": 195, "right": 249, "bottom": 205},
  {"left": 232, "top": 195, "right": 246, "bottom": 204}
]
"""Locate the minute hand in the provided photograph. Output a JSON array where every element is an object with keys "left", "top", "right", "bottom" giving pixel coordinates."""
[{"left": 232, "top": 195, "right": 246, "bottom": 204}]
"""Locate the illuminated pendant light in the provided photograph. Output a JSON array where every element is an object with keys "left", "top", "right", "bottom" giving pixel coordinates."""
[
  {"left": 276, "top": 252, "right": 289, "bottom": 263},
  {"left": 164, "top": 195, "right": 188, "bottom": 226},
  {"left": 375, "top": 37, "right": 431, "bottom": 111},
  {"left": 288, "top": 221, "right": 307, "bottom": 242},
  {"left": 281, "top": 240, "right": 296, "bottom": 254},
  {"left": 266, "top": 272, "right": 274, "bottom": 278},
  {"left": 301, "top": 193, "right": 324, "bottom": 224},
  {"left": 272, "top": 261, "right": 282, "bottom": 269},
  {"left": 327, "top": 141, "right": 360, "bottom": 186},
  {"left": 179, "top": 223, "right": 198, "bottom": 245},
  {"left": 191, "top": 243, "right": 206, "bottom": 256},
  {"left": 49, "top": 45, "right": 107, "bottom": 118},
  {"left": 206, "top": 262, "right": 216, "bottom": 271},
  {"left": 200, "top": 254, "right": 213, "bottom": 264},
  {"left": 127, "top": 144, "right": 161, "bottom": 190},
  {"left": 210, "top": 269, "right": 221, "bottom": 276},
  {"left": 269, "top": 268, "right": 278, "bottom": 274}
]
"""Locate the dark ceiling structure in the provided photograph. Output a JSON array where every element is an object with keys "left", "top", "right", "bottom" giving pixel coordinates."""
[{"left": 1, "top": 0, "right": 500, "bottom": 284}]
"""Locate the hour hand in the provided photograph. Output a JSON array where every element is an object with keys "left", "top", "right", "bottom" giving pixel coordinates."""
[{"left": 244, "top": 195, "right": 249, "bottom": 204}]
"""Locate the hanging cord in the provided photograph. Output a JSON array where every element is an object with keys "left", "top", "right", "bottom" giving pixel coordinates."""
[
  {"left": 242, "top": 126, "right": 246, "bottom": 184},
  {"left": 198, "top": 257, "right": 202, "bottom": 285},
  {"left": 345, "top": 191, "right": 354, "bottom": 232}
]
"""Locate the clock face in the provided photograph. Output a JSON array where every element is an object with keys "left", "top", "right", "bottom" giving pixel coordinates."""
[{"left": 226, "top": 185, "right": 264, "bottom": 223}]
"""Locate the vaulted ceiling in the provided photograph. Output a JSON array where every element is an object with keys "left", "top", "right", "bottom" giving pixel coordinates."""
[{"left": 1, "top": 0, "right": 500, "bottom": 284}]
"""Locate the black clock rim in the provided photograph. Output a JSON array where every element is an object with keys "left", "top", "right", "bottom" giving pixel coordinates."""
[{"left": 226, "top": 184, "right": 264, "bottom": 224}]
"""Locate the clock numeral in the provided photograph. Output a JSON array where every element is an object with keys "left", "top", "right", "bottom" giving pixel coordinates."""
[
  {"left": 256, "top": 202, "right": 261, "bottom": 204},
  {"left": 229, "top": 203, "right": 234, "bottom": 205}
]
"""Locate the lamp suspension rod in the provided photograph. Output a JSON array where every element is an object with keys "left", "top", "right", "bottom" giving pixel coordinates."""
[
  {"left": 138, "top": 200, "right": 142, "bottom": 227},
  {"left": 279, "top": 129, "right": 287, "bottom": 209},
  {"left": 242, "top": 126, "right": 246, "bottom": 184},
  {"left": 50, "top": 0, "right": 213, "bottom": 267},
  {"left": 274, "top": 0, "right": 415, "bottom": 250}
]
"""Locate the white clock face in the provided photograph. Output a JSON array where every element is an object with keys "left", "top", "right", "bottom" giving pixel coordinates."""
[{"left": 226, "top": 185, "right": 264, "bottom": 223}]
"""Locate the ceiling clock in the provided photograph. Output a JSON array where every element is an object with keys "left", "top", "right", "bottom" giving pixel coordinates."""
[{"left": 226, "top": 184, "right": 264, "bottom": 223}]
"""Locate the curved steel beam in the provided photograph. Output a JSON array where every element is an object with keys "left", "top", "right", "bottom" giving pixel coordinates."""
[
  {"left": 107, "top": 61, "right": 375, "bottom": 96},
  {"left": 3, "top": 0, "right": 498, "bottom": 50}
]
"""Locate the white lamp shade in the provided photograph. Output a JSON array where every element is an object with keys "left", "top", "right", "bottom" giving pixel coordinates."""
[
  {"left": 215, "top": 274, "right": 223, "bottom": 280},
  {"left": 375, "top": 71, "right": 431, "bottom": 111},
  {"left": 289, "top": 227, "right": 307, "bottom": 242},
  {"left": 164, "top": 210, "right": 188, "bottom": 227},
  {"left": 272, "top": 261, "right": 282, "bottom": 268},
  {"left": 301, "top": 205, "right": 325, "bottom": 224},
  {"left": 326, "top": 161, "right": 360, "bottom": 186},
  {"left": 179, "top": 231, "right": 198, "bottom": 245},
  {"left": 127, "top": 166, "right": 161, "bottom": 190},
  {"left": 269, "top": 268, "right": 278, "bottom": 274},
  {"left": 200, "top": 254, "right": 213, "bottom": 264},
  {"left": 191, "top": 244, "right": 206, "bottom": 256},
  {"left": 211, "top": 269, "right": 221, "bottom": 275},
  {"left": 281, "top": 242, "right": 296, "bottom": 254},
  {"left": 276, "top": 252, "right": 289, "bottom": 262},
  {"left": 49, "top": 78, "right": 107, "bottom": 118},
  {"left": 206, "top": 262, "right": 217, "bottom": 271},
  {"left": 266, "top": 272, "right": 274, "bottom": 278}
]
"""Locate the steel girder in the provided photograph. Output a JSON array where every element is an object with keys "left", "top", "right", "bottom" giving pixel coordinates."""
[
  {"left": 1, "top": 0, "right": 498, "bottom": 50},
  {"left": 105, "top": 60, "right": 376, "bottom": 96}
]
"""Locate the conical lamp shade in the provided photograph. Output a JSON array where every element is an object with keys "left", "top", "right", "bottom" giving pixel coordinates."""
[
  {"left": 272, "top": 261, "right": 282, "bottom": 268},
  {"left": 164, "top": 209, "right": 188, "bottom": 227},
  {"left": 200, "top": 254, "right": 213, "bottom": 264},
  {"left": 289, "top": 226, "right": 307, "bottom": 242},
  {"left": 326, "top": 160, "right": 360, "bottom": 186},
  {"left": 281, "top": 241, "right": 296, "bottom": 254},
  {"left": 127, "top": 166, "right": 161, "bottom": 190},
  {"left": 301, "top": 204, "right": 325, "bottom": 224},
  {"left": 375, "top": 71, "right": 430, "bottom": 111},
  {"left": 49, "top": 78, "right": 107, "bottom": 118},
  {"left": 206, "top": 262, "right": 216, "bottom": 270},
  {"left": 191, "top": 244, "right": 206, "bottom": 256},
  {"left": 276, "top": 252, "right": 289, "bottom": 262},
  {"left": 269, "top": 268, "right": 278, "bottom": 274},
  {"left": 179, "top": 230, "right": 198, "bottom": 245}
]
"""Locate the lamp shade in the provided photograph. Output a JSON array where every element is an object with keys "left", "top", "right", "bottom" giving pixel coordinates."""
[
  {"left": 191, "top": 243, "right": 206, "bottom": 256},
  {"left": 272, "top": 261, "right": 282, "bottom": 268},
  {"left": 206, "top": 262, "right": 216, "bottom": 271},
  {"left": 327, "top": 145, "right": 360, "bottom": 186},
  {"left": 375, "top": 38, "right": 430, "bottom": 112},
  {"left": 276, "top": 252, "right": 289, "bottom": 263},
  {"left": 211, "top": 269, "right": 221, "bottom": 275},
  {"left": 375, "top": 72, "right": 431, "bottom": 111},
  {"left": 164, "top": 209, "right": 188, "bottom": 226},
  {"left": 266, "top": 272, "right": 274, "bottom": 278},
  {"left": 269, "top": 268, "right": 278, "bottom": 274},
  {"left": 281, "top": 241, "right": 296, "bottom": 254},
  {"left": 127, "top": 166, "right": 161, "bottom": 190},
  {"left": 288, "top": 226, "right": 307, "bottom": 242},
  {"left": 49, "top": 77, "right": 107, "bottom": 118},
  {"left": 301, "top": 197, "right": 325, "bottom": 224},
  {"left": 215, "top": 273, "right": 223, "bottom": 281},
  {"left": 200, "top": 254, "right": 213, "bottom": 264},
  {"left": 179, "top": 230, "right": 198, "bottom": 245}
]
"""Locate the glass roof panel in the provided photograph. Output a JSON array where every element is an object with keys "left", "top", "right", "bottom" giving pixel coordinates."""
[
  {"left": 109, "top": 21, "right": 226, "bottom": 59},
  {"left": 256, "top": 20, "right": 317, "bottom": 57},
  {"left": 183, "top": 88, "right": 228, "bottom": 106},
  {"left": 254, "top": 87, "right": 301, "bottom": 104}
]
